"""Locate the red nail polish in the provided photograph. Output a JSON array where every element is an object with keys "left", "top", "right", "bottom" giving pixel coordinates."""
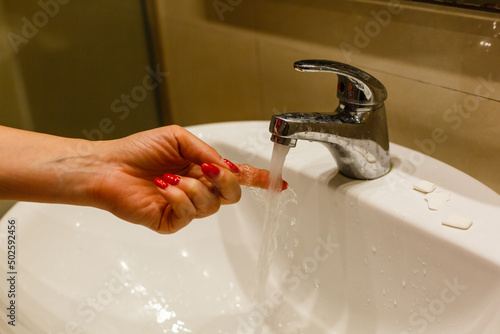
[
  {"left": 154, "top": 177, "right": 168, "bottom": 189},
  {"left": 282, "top": 180, "right": 288, "bottom": 191},
  {"left": 162, "top": 173, "right": 181, "bottom": 185},
  {"left": 223, "top": 159, "right": 240, "bottom": 173},
  {"left": 201, "top": 163, "right": 220, "bottom": 178}
]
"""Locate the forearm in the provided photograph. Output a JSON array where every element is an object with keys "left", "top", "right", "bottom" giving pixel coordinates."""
[{"left": 0, "top": 126, "right": 103, "bottom": 206}]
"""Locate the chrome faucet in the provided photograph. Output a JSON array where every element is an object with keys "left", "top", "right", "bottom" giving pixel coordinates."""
[{"left": 270, "top": 60, "right": 391, "bottom": 180}]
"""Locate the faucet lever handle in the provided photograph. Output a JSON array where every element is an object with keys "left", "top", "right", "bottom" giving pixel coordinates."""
[{"left": 294, "top": 60, "right": 387, "bottom": 107}]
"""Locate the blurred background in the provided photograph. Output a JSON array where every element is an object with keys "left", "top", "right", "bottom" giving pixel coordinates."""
[
  {"left": 1, "top": 0, "right": 499, "bottom": 216},
  {"left": 0, "top": 0, "right": 162, "bottom": 215}
]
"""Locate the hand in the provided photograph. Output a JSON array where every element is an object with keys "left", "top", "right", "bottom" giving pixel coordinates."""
[{"left": 88, "top": 125, "right": 285, "bottom": 234}]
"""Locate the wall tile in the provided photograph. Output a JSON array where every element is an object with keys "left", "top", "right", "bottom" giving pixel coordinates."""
[
  {"left": 162, "top": 19, "right": 262, "bottom": 125},
  {"left": 1, "top": 1, "right": 159, "bottom": 139}
]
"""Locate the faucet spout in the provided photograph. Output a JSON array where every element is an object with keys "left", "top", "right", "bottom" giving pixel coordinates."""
[{"left": 269, "top": 60, "right": 391, "bottom": 180}]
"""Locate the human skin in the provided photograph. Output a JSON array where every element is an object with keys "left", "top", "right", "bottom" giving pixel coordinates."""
[{"left": 0, "top": 125, "right": 282, "bottom": 234}]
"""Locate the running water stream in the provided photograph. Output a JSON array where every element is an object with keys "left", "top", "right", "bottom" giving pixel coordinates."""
[{"left": 253, "top": 142, "right": 292, "bottom": 332}]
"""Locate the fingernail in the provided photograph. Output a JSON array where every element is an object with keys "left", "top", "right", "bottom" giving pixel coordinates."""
[
  {"left": 223, "top": 159, "right": 240, "bottom": 173},
  {"left": 162, "top": 173, "right": 181, "bottom": 185},
  {"left": 201, "top": 162, "right": 220, "bottom": 178},
  {"left": 282, "top": 180, "right": 288, "bottom": 191},
  {"left": 154, "top": 177, "right": 168, "bottom": 189}
]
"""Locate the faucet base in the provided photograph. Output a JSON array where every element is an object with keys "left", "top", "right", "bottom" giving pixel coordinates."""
[{"left": 323, "top": 141, "right": 391, "bottom": 180}]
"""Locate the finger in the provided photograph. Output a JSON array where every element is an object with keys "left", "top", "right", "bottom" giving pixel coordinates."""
[
  {"left": 162, "top": 174, "right": 221, "bottom": 218},
  {"left": 200, "top": 163, "right": 241, "bottom": 204},
  {"left": 234, "top": 163, "right": 288, "bottom": 191},
  {"left": 153, "top": 178, "right": 197, "bottom": 234}
]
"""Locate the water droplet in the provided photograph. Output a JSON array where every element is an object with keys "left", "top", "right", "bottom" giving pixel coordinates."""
[
  {"left": 314, "top": 279, "right": 320, "bottom": 289},
  {"left": 372, "top": 246, "right": 377, "bottom": 253},
  {"left": 402, "top": 280, "right": 406, "bottom": 287}
]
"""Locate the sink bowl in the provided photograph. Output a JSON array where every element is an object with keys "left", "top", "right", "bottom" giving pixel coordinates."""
[{"left": 1, "top": 121, "right": 500, "bottom": 334}]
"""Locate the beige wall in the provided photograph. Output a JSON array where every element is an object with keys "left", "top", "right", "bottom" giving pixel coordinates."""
[
  {"left": 0, "top": 0, "right": 161, "bottom": 216},
  {"left": 156, "top": 0, "right": 500, "bottom": 194},
  {"left": 0, "top": 0, "right": 160, "bottom": 139}
]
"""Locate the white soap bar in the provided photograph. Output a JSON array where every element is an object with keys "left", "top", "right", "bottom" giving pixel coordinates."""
[
  {"left": 442, "top": 215, "right": 473, "bottom": 230},
  {"left": 425, "top": 192, "right": 451, "bottom": 210},
  {"left": 413, "top": 180, "right": 436, "bottom": 193}
]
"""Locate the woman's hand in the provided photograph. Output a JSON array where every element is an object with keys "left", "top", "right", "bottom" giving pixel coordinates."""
[
  {"left": 0, "top": 125, "right": 284, "bottom": 234},
  {"left": 87, "top": 125, "right": 283, "bottom": 234}
]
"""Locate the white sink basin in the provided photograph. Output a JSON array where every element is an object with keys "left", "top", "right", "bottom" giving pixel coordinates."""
[{"left": 1, "top": 121, "right": 500, "bottom": 334}]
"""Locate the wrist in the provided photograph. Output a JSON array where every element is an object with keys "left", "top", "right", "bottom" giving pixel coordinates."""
[
  {"left": 46, "top": 138, "right": 112, "bottom": 207},
  {"left": 0, "top": 125, "right": 110, "bottom": 207}
]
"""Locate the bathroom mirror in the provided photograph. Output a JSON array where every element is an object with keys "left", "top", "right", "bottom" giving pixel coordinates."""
[{"left": 405, "top": 0, "right": 500, "bottom": 13}]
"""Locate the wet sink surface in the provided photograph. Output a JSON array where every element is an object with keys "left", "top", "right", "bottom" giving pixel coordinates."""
[{"left": 1, "top": 121, "right": 500, "bottom": 334}]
